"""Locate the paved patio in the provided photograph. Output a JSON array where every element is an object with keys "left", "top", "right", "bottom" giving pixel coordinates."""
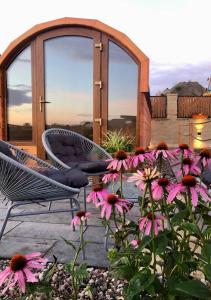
[{"left": 0, "top": 183, "right": 141, "bottom": 267}]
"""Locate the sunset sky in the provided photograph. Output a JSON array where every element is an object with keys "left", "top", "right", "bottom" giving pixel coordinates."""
[{"left": 1, "top": 0, "right": 211, "bottom": 94}]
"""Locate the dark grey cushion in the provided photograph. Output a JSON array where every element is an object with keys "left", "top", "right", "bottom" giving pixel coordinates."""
[
  {"left": 40, "top": 168, "right": 88, "bottom": 188},
  {"left": 48, "top": 135, "right": 89, "bottom": 164},
  {"left": 78, "top": 161, "right": 109, "bottom": 173},
  {"left": 0, "top": 142, "right": 17, "bottom": 160},
  {"left": 66, "top": 160, "right": 109, "bottom": 173},
  {"left": 202, "top": 168, "right": 211, "bottom": 186}
]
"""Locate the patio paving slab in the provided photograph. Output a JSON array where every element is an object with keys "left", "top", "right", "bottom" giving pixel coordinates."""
[
  {"left": 45, "top": 240, "right": 109, "bottom": 267},
  {"left": 0, "top": 189, "right": 141, "bottom": 267},
  {"left": 5, "top": 221, "right": 80, "bottom": 241},
  {"left": 0, "top": 236, "right": 56, "bottom": 258}
]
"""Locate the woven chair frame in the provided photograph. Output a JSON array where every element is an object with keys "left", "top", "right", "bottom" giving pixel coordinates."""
[
  {"left": 42, "top": 128, "right": 112, "bottom": 176},
  {"left": 0, "top": 141, "right": 82, "bottom": 242}
]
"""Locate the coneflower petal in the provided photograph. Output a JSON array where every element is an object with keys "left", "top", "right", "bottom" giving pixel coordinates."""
[
  {"left": 190, "top": 187, "right": 198, "bottom": 207},
  {"left": 154, "top": 222, "right": 159, "bottom": 236},
  {"left": 0, "top": 267, "right": 11, "bottom": 285},
  {"left": 145, "top": 221, "right": 152, "bottom": 235},
  {"left": 139, "top": 217, "right": 147, "bottom": 230},
  {"left": 167, "top": 184, "right": 183, "bottom": 203},
  {"left": 23, "top": 268, "right": 38, "bottom": 283},
  {"left": 17, "top": 271, "right": 25, "bottom": 293}
]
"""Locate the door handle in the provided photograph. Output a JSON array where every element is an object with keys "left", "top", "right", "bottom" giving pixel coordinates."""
[{"left": 39, "top": 96, "right": 51, "bottom": 112}]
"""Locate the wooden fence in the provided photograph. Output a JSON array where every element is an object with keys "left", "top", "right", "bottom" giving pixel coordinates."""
[
  {"left": 151, "top": 96, "right": 211, "bottom": 118},
  {"left": 151, "top": 96, "right": 167, "bottom": 118},
  {"left": 177, "top": 96, "right": 211, "bottom": 118}
]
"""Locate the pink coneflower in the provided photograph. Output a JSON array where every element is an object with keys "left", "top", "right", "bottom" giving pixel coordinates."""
[
  {"left": 102, "top": 170, "right": 120, "bottom": 184},
  {"left": 86, "top": 185, "right": 108, "bottom": 204},
  {"left": 178, "top": 157, "right": 201, "bottom": 176},
  {"left": 139, "top": 212, "right": 165, "bottom": 236},
  {"left": 128, "top": 168, "right": 160, "bottom": 190},
  {"left": 129, "top": 147, "right": 154, "bottom": 168},
  {"left": 107, "top": 150, "right": 129, "bottom": 171},
  {"left": 167, "top": 175, "right": 210, "bottom": 207},
  {"left": 130, "top": 239, "right": 140, "bottom": 249},
  {"left": 71, "top": 211, "right": 91, "bottom": 226},
  {"left": 96, "top": 194, "right": 130, "bottom": 220},
  {"left": 152, "top": 142, "right": 175, "bottom": 160},
  {"left": 0, "top": 252, "right": 48, "bottom": 294},
  {"left": 151, "top": 178, "right": 171, "bottom": 200},
  {"left": 175, "top": 144, "right": 192, "bottom": 157},
  {"left": 195, "top": 149, "right": 211, "bottom": 168}
]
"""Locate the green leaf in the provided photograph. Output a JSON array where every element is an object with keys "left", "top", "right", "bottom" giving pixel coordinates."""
[
  {"left": 137, "top": 235, "right": 153, "bottom": 252},
  {"left": 202, "top": 241, "right": 211, "bottom": 264},
  {"left": 175, "top": 280, "right": 211, "bottom": 299},
  {"left": 141, "top": 253, "right": 152, "bottom": 267},
  {"left": 74, "top": 263, "right": 89, "bottom": 281},
  {"left": 203, "top": 215, "right": 211, "bottom": 225},
  {"left": 154, "top": 234, "right": 168, "bottom": 255},
  {"left": 61, "top": 237, "right": 76, "bottom": 251},
  {"left": 204, "top": 264, "right": 211, "bottom": 280},
  {"left": 171, "top": 209, "right": 189, "bottom": 224},
  {"left": 175, "top": 199, "right": 186, "bottom": 210},
  {"left": 125, "top": 272, "right": 154, "bottom": 300},
  {"left": 181, "top": 222, "right": 201, "bottom": 237}
]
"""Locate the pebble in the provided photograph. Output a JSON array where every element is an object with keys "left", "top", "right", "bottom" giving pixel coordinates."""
[{"left": 0, "top": 261, "right": 126, "bottom": 300}]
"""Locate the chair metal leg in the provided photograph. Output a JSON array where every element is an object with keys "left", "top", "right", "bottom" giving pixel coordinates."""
[
  {"left": 104, "top": 224, "right": 109, "bottom": 251},
  {"left": 83, "top": 187, "right": 88, "bottom": 227},
  {"left": 48, "top": 201, "right": 52, "bottom": 211},
  {"left": 82, "top": 246, "right": 85, "bottom": 260},
  {"left": 0, "top": 203, "right": 15, "bottom": 240},
  {"left": 83, "top": 186, "right": 87, "bottom": 212},
  {"left": 69, "top": 199, "right": 75, "bottom": 232}
]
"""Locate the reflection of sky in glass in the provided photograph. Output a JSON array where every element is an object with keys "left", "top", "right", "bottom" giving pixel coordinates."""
[
  {"left": 44, "top": 37, "right": 93, "bottom": 126},
  {"left": 108, "top": 41, "right": 138, "bottom": 134},
  {"left": 6, "top": 46, "right": 32, "bottom": 125}
]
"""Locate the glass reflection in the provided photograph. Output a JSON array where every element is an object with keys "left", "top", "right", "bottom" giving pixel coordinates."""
[
  {"left": 44, "top": 37, "right": 93, "bottom": 139},
  {"left": 108, "top": 41, "right": 138, "bottom": 137},
  {"left": 6, "top": 46, "right": 32, "bottom": 140}
]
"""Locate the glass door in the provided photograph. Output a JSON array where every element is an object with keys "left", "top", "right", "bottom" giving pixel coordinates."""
[{"left": 35, "top": 28, "right": 101, "bottom": 158}]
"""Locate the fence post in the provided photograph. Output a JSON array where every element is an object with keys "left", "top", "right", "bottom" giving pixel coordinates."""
[{"left": 166, "top": 93, "right": 178, "bottom": 119}]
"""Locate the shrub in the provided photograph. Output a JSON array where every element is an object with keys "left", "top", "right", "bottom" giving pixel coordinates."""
[{"left": 102, "top": 129, "right": 135, "bottom": 153}]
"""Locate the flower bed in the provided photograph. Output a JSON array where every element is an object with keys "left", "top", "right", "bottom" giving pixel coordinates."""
[
  {"left": 0, "top": 142, "right": 210, "bottom": 299},
  {"left": 0, "top": 260, "right": 125, "bottom": 300}
]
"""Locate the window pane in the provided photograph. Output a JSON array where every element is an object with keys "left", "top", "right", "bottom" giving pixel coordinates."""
[
  {"left": 44, "top": 36, "right": 93, "bottom": 140},
  {"left": 108, "top": 41, "right": 138, "bottom": 137},
  {"left": 6, "top": 46, "right": 32, "bottom": 141}
]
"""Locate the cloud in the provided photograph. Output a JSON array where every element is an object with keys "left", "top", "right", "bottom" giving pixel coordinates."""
[
  {"left": 150, "top": 61, "right": 211, "bottom": 94},
  {"left": 7, "top": 85, "right": 31, "bottom": 106}
]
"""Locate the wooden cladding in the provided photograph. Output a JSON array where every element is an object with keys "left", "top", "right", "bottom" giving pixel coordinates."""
[
  {"left": 177, "top": 96, "right": 211, "bottom": 118},
  {"left": 151, "top": 96, "right": 167, "bottom": 118}
]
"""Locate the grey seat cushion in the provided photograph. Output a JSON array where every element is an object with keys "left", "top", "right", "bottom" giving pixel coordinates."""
[
  {"left": 40, "top": 168, "right": 88, "bottom": 188},
  {"left": 0, "top": 142, "right": 17, "bottom": 161},
  {"left": 48, "top": 134, "right": 89, "bottom": 164},
  {"left": 66, "top": 160, "right": 109, "bottom": 173},
  {"left": 48, "top": 134, "right": 109, "bottom": 174},
  {"left": 202, "top": 168, "right": 211, "bottom": 186}
]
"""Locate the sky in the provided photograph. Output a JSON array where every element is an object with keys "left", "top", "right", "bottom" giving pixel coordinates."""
[{"left": 1, "top": 0, "right": 211, "bottom": 95}]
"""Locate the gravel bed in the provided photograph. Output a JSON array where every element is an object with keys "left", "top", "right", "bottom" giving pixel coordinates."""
[{"left": 0, "top": 259, "right": 126, "bottom": 300}]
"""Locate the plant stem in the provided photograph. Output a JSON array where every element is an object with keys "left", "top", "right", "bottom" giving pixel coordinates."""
[
  {"left": 113, "top": 207, "right": 119, "bottom": 230},
  {"left": 71, "top": 221, "right": 84, "bottom": 300},
  {"left": 140, "top": 184, "right": 148, "bottom": 215},
  {"left": 120, "top": 171, "right": 123, "bottom": 198},
  {"left": 149, "top": 183, "right": 157, "bottom": 275}
]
